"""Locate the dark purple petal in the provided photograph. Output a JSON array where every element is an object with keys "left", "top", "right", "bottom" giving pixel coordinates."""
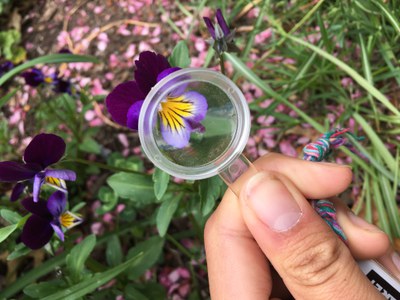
[
  {"left": 47, "top": 191, "right": 66, "bottom": 218},
  {"left": 134, "top": 51, "right": 171, "bottom": 95},
  {"left": 21, "top": 197, "right": 51, "bottom": 219},
  {"left": 126, "top": 100, "right": 144, "bottom": 130},
  {"left": 156, "top": 67, "right": 181, "bottom": 82},
  {"left": 11, "top": 182, "right": 26, "bottom": 202},
  {"left": 0, "top": 161, "right": 40, "bottom": 182},
  {"left": 33, "top": 173, "right": 44, "bottom": 203},
  {"left": 21, "top": 215, "right": 53, "bottom": 249},
  {"left": 105, "top": 81, "right": 144, "bottom": 127},
  {"left": 0, "top": 61, "right": 13, "bottom": 77},
  {"left": 24, "top": 133, "right": 66, "bottom": 168},
  {"left": 21, "top": 68, "right": 45, "bottom": 87},
  {"left": 45, "top": 169, "right": 76, "bottom": 181},
  {"left": 51, "top": 223, "right": 64, "bottom": 241},
  {"left": 160, "top": 119, "right": 191, "bottom": 149},
  {"left": 216, "top": 9, "right": 230, "bottom": 36},
  {"left": 182, "top": 91, "right": 208, "bottom": 122},
  {"left": 203, "top": 17, "right": 216, "bottom": 39},
  {"left": 54, "top": 78, "right": 71, "bottom": 94}
]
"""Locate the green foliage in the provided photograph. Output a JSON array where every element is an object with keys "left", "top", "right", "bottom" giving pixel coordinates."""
[
  {"left": 0, "top": 29, "right": 26, "bottom": 63},
  {"left": 156, "top": 193, "right": 181, "bottom": 236},
  {"left": 153, "top": 167, "right": 170, "bottom": 200},
  {"left": 199, "top": 176, "right": 224, "bottom": 216},
  {"left": 66, "top": 234, "right": 96, "bottom": 283},
  {"left": 169, "top": 40, "right": 191, "bottom": 68}
]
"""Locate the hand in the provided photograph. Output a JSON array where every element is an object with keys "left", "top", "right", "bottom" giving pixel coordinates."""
[{"left": 205, "top": 153, "right": 398, "bottom": 299}]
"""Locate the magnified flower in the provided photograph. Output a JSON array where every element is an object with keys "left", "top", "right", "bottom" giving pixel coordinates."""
[
  {"left": 21, "top": 191, "right": 83, "bottom": 249},
  {"left": 0, "top": 133, "right": 76, "bottom": 202},
  {"left": 106, "top": 51, "right": 208, "bottom": 148},
  {"left": 203, "top": 9, "right": 236, "bottom": 55}
]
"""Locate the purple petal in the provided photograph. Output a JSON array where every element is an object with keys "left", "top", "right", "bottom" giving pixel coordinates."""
[
  {"left": 33, "top": 173, "right": 45, "bottom": 203},
  {"left": 11, "top": 182, "right": 26, "bottom": 202},
  {"left": 21, "top": 68, "right": 45, "bottom": 87},
  {"left": 126, "top": 100, "right": 144, "bottom": 130},
  {"left": 134, "top": 51, "right": 171, "bottom": 95},
  {"left": 21, "top": 215, "right": 53, "bottom": 249},
  {"left": 51, "top": 223, "right": 64, "bottom": 241},
  {"left": 45, "top": 169, "right": 76, "bottom": 181},
  {"left": 216, "top": 9, "right": 230, "bottom": 36},
  {"left": 24, "top": 133, "right": 66, "bottom": 168},
  {"left": 0, "top": 161, "right": 40, "bottom": 182},
  {"left": 156, "top": 67, "right": 181, "bottom": 82},
  {"left": 105, "top": 81, "right": 144, "bottom": 127},
  {"left": 203, "top": 17, "right": 216, "bottom": 39},
  {"left": 181, "top": 91, "right": 208, "bottom": 122},
  {"left": 160, "top": 119, "right": 191, "bottom": 149},
  {"left": 21, "top": 197, "right": 51, "bottom": 219},
  {"left": 47, "top": 191, "right": 66, "bottom": 218}
]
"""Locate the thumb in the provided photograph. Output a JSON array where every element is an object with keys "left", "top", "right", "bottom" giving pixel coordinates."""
[{"left": 240, "top": 171, "right": 383, "bottom": 300}]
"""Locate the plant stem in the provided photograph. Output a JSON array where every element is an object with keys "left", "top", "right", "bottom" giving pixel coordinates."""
[{"left": 219, "top": 54, "right": 226, "bottom": 75}]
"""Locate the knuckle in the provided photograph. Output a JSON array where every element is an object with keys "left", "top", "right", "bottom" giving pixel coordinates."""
[{"left": 282, "top": 231, "right": 343, "bottom": 287}]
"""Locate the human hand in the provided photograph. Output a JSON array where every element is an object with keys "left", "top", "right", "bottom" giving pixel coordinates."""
[{"left": 205, "top": 153, "right": 399, "bottom": 299}]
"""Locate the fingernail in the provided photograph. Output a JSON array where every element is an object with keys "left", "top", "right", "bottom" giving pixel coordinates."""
[
  {"left": 392, "top": 252, "right": 400, "bottom": 272},
  {"left": 317, "top": 162, "right": 353, "bottom": 169},
  {"left": 347, "top": 212, "right": 383, "bottom": 233},
  {"left": 245, "top": 173, "right": 302, "bottom": 232}
]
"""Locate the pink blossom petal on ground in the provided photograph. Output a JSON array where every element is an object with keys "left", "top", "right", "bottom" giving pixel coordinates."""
[
  {"left": 91, "top": 78, "right": 107, "bottom": 95},
  {"left": 105, "top": 72, "right": 114, "bottom": 81},
  {"left": 91, "top": 222, "right": 104, "bottom": 235},
  {"left": 94, "top": 6, "right": 103, "bottom": 14},
  {"left": 117, "top": 133, "right": 129, "bottom": 148},
  {"left": 85, "top": 110, "right": 96, "bottom": 121},
  {"left": 178, "top": 283, "right": 190, "bottom": 297},
  {"left": 117, "top": 24, "right": 131, "bottom": 36},
  {"left": 279, "top": 140, "right": 298, "bottom": 157},
  {"left": 116, "top": 204, "right": 125, "bottom": 214},
  {"left": 254, "top": 28, "right": 272, "bottom": 44},
  {"left": 124, "top": 44, "right": 136, "bottom": 59},
  {"left": 103, "top": 213, "right": 113, "bottom": 223},
  {"left": 341, "top": 77, "right": 353, "bottom": 88},
  {"left": 109, "top": 54, "right": 119, "bottom": 68}
]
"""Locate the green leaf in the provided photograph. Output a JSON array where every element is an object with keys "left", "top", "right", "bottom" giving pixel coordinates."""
[
  {"left": 124, "top": 286, "right": 150, "bottom": 300},
  {"left": 97, "top": 186, "right": 118, "bottom": 214},
  {"left": 0, "top": 209, "right": 22, "bottom": 224},
  {"left": 66, "top": 234, "right": 96, "bottom": 283},
  {"left": 169, "top": 41, "right": 191, "bottom": 68},
  {"left": 0, "top": 224, "right": 17, "bottom": 244},
  {"left": 42, "top": 252, "right": 143, "bottom": 300},
  {"left": 126, "top": 283, "right": 166, "bottom": 300},
  {"left": 0, "top": 88, "right": 18, "bottom": 108},
  {"left": 78, "top": 137, "right": 101, "bottom": 154},
  {"left": 107, "top": 172, "right": 155, "bottom": 204},
  {"left": 23, "top": 280, "right": 65, "bottom": 298},
  {"left": 0, "top": 53, "right": 99, "bottom": 86},
  {"left": 156, "top": 194, "right": 181, "bottom": 237},
  {"left": 126, "top": 236, "right": 165, "bottom": 280},
  {"left": 106, "top": 235, "right": 123, "bottom": 267},
  {"left": 153, "top": 168, "right": 170, "bottom": 200},
  {"left": 199, "top": 176, "right": 223, "bottom": 216},
  {"left": 7, "top": 243, "right": 30, "bottom": 260}
]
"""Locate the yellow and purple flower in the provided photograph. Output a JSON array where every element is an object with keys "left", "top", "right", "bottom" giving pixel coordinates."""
[
  {"left": 21, "top": 191, "right": 82, "bottom": 249},
  {"left": 21, "top": 68, "right": 72, "bottom": 94},
  {"left": 203, "top": 9, "right": 236, "bottom": 54},
  {"left": 0, "top": 133, "right": 76, "bottom": 202},
  {"left": 106, "top": 51, "right": 208, "bottom": 148}
]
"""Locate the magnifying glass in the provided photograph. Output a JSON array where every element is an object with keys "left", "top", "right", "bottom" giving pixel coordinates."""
[{"left": 138, "top": 68, "right": 255, "bottom": 195}]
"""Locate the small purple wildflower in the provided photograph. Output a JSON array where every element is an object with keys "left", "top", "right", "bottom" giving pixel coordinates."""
[
  {"left": 0, "top": 133, "right": 76, "bottom": 202},
  {"left": 21, "top": 191, "right": 82, "bottom": 249},
  {"left": 0, "top": 61, "right": 14, "bottom": 77},
  {"left": 21, "top": 68, "right": 46, "bottom": 87}
]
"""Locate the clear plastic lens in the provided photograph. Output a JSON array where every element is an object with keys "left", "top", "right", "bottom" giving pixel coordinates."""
[{"left": 139, "top": 68, "right": 250, "bottom": 180}]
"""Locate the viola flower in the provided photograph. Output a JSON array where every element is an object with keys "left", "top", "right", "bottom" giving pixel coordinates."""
[
  {"left": 0, "top": 133, "right": 76, "bottom": 202},
  {"left": 0, "top": 61, "right": 14, "bottom": 77},
  {"left": 21, "top": 68, "right": 46, "bottom": 87},
  {"left": 203, "top": 9, "right": 236, "bottom": 55},
  {"left": 21, "top": 191, "right": 83, "bottom": 249},
  {"left": 53, "top": 77, "right": 72, "bottom": 94},
  {"left": 106, "top": 51, "right": 208, "bottom": 148}
]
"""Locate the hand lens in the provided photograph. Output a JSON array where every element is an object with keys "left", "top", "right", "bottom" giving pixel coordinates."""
[{"left": 138, "top": 68, "right": 254, "bottom": 193}]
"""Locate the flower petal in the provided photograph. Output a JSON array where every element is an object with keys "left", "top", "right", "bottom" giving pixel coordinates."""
[
  {"left": 126, "top": 100, "right": 144, "bottom": 130},
  {"left": 60, "top": 211, "right": 83, "bottom": 229},
  {"left": 11, "top": 182, "right": 26, "bottom": 202},
  {"left": 216, "top": 9, "right": 230, "bottom": 36},
  {"left": 160, "top": 118, "right": 191, "bottom": 149},
  {"left": 180, "top": 91, "right": 208, "bottom": 122},
  {"left": 134, "top": 51, "right": 171, "bottom": 95},
  {"left": 51, "top": 223, "right": 64, "bottom": 241},
  {"left": 203, "top": 17, "right": 216, "bottom": 39},
  {"left": 156, "top": 67, "right": 181, "bottom": 82},
  {"left": 21, "top": 215, "right": 53, "bottom": 249},
  {"left": 23, "top": 133, "right": 66, "bottom": 168},
  {"left": 33, "top": 173, "right": 44, "bottom": 203},
  {"left": 21, "top": 197, "right": 51, "bottom": 219},
  {"left": 45, "top": 169, "right": 76, "bottom": 181},
  {"left": 0, "top": 161, "right": 40, "bottom": 182},
  {"left": 105, "top": 81, "right": 144, "bottom": 127},
  {"left": 21, "top": 68, "right": 45, "bottom": 87},
  {"left": 47, "top": 191, "right": 66, "bottom": 218}
]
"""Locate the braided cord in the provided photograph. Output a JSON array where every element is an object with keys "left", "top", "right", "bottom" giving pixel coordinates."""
[{"left": 302, "top": 128, "right": 364, "bottom": 243}]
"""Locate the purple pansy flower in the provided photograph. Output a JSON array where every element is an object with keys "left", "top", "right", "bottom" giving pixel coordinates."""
[
  {"left": 203, "top": 9, "right": 236, "bottom": 54},
  {"left": 0, "top": 61, "right": 14, "bottom": 77},
  {"left": 21, "top": 191, "right": 82, "bottom": 249},
  {"left": 0, "top": 133, "right": 76, "bottom": 202},
  {"left": 21, "top": 68, "right": 46, "bottom": 87},
  {"left": 106, "top": 51, "right": 208, "bottom": 148}
]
